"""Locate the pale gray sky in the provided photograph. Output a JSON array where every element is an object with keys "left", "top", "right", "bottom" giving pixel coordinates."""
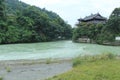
[{"left": 20, "top": 0, "right": 120, "bottom": 27}]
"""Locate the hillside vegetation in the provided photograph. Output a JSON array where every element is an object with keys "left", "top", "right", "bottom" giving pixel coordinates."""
[{"left": 0, "top": 0, "right": 72, "bottom": 44}]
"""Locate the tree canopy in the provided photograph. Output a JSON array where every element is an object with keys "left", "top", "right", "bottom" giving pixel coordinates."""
[
  {"left": 73, "top": 7, "right": 120, "bottom": 44},
  {"left": 0, "top": 0, "right": 72, "bottom": 44}
]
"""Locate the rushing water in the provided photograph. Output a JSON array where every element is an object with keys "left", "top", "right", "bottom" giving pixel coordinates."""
[{"left": 0, "top": 40, "right": 120, "bottom": 60}]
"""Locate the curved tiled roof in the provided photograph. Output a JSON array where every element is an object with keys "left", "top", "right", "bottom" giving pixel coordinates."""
[{"left": 78, "top": 13, "right": 107, "bottom": 21}]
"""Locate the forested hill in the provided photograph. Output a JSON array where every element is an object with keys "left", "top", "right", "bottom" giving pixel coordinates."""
[
  {"left": 5, "top": 0, "right": 62, "bottom": 20},
  {"left": 0, "top": 0, "right": 72, "bottom": 44}
]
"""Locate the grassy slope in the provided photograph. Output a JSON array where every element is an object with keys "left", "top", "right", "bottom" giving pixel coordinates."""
[{"left": 47, "top": 54, "right": 120, "bottom": 80}]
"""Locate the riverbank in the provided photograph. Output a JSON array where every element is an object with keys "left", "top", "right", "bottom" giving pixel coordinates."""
[
  {"left": 47, "top": 54, "right": 120, "bottom": 80},
  {"left": 0, "top": 59, "right": 72, "bottom": 80}
]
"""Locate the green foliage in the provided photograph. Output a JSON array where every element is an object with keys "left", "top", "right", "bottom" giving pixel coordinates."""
[
  {"left": 110, "top": 7, "right": 120, "bottom": 18},
  {"left": 5, "top": 25, "right": 20, "bottom": 43},
  {"left": 5, "top": 66, "right": 11, "bottom": 72},
  {"left": 106, "top": 16, "right": 120, "bottom": 34},
  {"left": 0, "top": 0, "right": 72, "bottom": 44},
  {"left": 73, "top": 23, "right": 104, "bottom": 42},
  {"left": 0, "top": 0, "right": 6, "bottom": 20},
  {"left": 73, "top": 7, "right": 120, "bottom": 44},
  {"left": 97, "top": 7, "right": 120, "bottom": 43},
  {"left": 73, "top": 53, "right": 116, "bottom": 67},
  {"left": 96, "top": 30, "right": 115, "bottom": 44},
  {"left": 0, "top": 76, "right": 3, "bottom": 80},
  {"left": 48, "top": 54, "right": 119, "bottom": 80},
  {"left": 46, "top": 58, "right": 52, "bottom": 64}
]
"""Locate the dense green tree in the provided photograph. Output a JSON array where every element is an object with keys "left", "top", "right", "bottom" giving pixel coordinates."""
[
  {"left": 5, "top": 25, "right": 20, "bottom": 43},
  {"left": 0, "top": 0, "right": 6, "bottom": 20},
  {"left": 0, "top": 0, "right": 7, "bottom": 43},
  {"left": 0, "top": 0, "right": 72, "bottom": 44},
  {"left": 110, "top": 8, "right": 120, "bottom": 18},
  {"left": 98, "top": 7, "right": 120, "bottom": 43},
  {"left": 73, "top": 7, "right": 120, "bottom": 44},
  {"left": 73, "top": 23, "right": 104, "bottom": 42},
  {"left": 106, "top": 8, "right": 120, "bottom": 35}
]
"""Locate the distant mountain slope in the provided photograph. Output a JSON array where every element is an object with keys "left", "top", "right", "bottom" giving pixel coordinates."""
[{"left": 5, "top": 0, "right": 60, "bottom": 20}]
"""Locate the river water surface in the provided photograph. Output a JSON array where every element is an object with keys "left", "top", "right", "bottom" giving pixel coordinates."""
[{"left": 0, "top": 40, "right": 120, "bottom": 60}]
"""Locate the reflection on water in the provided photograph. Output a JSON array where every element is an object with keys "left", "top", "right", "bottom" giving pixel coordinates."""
[{"left": 0, "top": 40, "right": 120, "bottom": 60}]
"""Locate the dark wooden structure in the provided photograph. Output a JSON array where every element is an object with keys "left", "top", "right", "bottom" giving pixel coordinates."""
[
  {"left": 78, "top": 13, "right": 107, "bottom": 24},
  {"left": 76, "top": 13, "right": 107, "bottom": 43}
]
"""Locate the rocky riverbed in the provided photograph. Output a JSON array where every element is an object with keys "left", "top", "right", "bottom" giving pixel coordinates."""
[{"left": 0, "top": 59, "right": 72, "bottom": 80}]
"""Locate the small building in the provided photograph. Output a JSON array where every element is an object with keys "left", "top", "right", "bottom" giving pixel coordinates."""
[{"left": 78, "top": 13, "right": 107, "bottom": 24}]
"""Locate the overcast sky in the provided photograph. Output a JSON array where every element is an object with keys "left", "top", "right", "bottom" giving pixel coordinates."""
[{"left": 20, "top": 0, "right": 120, "bottom": 27}]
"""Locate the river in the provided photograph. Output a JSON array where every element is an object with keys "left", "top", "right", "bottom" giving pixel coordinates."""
[{"left": 0, "top": 40, "right": 120, "bottom": 60}]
